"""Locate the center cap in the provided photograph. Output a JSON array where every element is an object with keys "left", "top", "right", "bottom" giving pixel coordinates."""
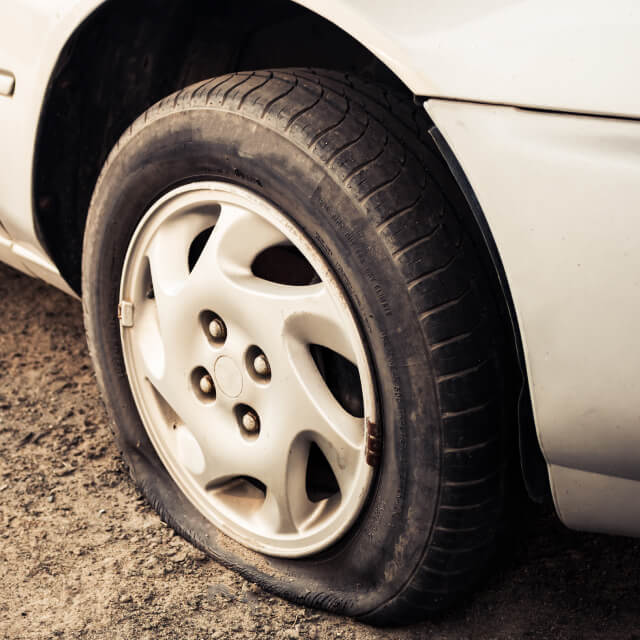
[{"left": 214, "top": 356, "right": 243, "bottom": 397}]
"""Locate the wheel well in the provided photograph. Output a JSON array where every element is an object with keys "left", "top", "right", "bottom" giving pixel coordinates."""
[{"left": 34, "top": 0, "right": 404, "bottom": 294}]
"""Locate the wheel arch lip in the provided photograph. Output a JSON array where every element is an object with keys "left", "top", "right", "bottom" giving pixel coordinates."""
[{"left": 427, "top": 122, "right": 549, "bottom": 503}]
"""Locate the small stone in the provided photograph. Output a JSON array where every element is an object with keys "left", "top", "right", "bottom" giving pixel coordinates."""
[
  {"left": 207, "top": 584, "right": 234, "bottom": 601},
  {"left": 97, "top": 508, "right": 106, "bottom": 516},
  {"left": 119, "top": 594, "right": 133, "bottom": 604},
  {"left": 47, "top": 494, "right": 55, "bottom": 503},
  {"left": 173, "top": 551, "right": 187, "bottom": 563}
]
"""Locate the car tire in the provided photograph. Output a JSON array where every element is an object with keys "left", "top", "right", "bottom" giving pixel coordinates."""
[{"left": 83, "top": 69, "right": 509, "bottom": 624}]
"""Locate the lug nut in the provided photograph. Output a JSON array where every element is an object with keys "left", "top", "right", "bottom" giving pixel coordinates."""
[
  {"left": 241, "top": 409, "right": 260, "bottom": 433},
  {"left": 253, "top": 353, "right": 270, "bottom": 377},
  {"left": 208, "top": 318, "right": 226, "bottom": 341},
  {"left": 199, "top": 374, "right": 214, "bottom": 395}
]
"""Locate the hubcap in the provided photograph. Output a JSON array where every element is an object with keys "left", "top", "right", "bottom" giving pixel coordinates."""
[{"left": 119, "top": 182, "right": 376, "bottom": 557}]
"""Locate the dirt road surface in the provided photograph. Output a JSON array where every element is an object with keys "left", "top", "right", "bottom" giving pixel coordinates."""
[{"left": 0, "top": 263, "right": 639, "bottom": 639}]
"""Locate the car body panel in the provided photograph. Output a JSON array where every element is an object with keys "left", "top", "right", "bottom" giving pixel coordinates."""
[
  {"left": 298, "top": 0, "right": 640, "bottom": 118},
  {"left": 1, "top": 0, "right": 640, "bottom": 532},
  {"left": 0, "top": 0, "right": 95, "bottom": 293},
  {"left": 427, "top": 99, "right": 640, "bottom": 535}
]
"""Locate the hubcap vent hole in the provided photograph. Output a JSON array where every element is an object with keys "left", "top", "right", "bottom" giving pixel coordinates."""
[
  {"left": 251, "top": 243, "right": 319, "bottom": 286},
  {"left": 306, "top": 442, "right": 340, "bottom": 503},
  {"left": 188, "top": 221, "right": 217, "bottom": 272},
  {"left": 310, "top": 345, "right": 364, "bottom": 418}
]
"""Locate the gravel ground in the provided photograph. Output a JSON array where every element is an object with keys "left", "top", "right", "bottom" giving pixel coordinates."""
[{"left": 1, "top": 263, "right": 639, "bottom": 640}]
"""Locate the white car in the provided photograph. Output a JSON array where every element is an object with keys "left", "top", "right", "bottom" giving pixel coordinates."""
[{"left": 1, "top": 0, "right": 639, "bottom": 625}]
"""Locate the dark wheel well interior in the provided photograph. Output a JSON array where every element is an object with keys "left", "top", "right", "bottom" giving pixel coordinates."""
[{"left": 34, "top": 0, "right": 404, "bottom": 294}]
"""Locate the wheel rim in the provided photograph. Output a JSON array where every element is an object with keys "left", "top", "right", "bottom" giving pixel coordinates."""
[{"left": 119, "top": 181, "right": 376, "bottom": 557}]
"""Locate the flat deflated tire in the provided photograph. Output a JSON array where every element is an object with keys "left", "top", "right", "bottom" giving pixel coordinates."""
[{"left": 83, "top": 69, "right": 508, "bottom": 624}]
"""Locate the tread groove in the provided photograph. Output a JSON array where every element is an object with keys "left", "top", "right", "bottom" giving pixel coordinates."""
[
  {"left": 407, "top": 252, "right": 457, "bottom": 290},
  {"left": 343, "top": 134, "right": 388, "bottom": 183},
  {"left": 284, "top": 89, "right": 324, "bottom": 132},
  {"left": 324, "top": 118, "right": 369, "bottom": 166},
  {"left": 375, "top": 192, "right": 423, "bottom": 232},
  {"left": 418, "top": 288, "right": 472, "bottom": 321},
  {"left": 358, "top": 147, "right": 406, "bottom": 203},
  {"left": 439, "top": 496, "right": 497, "bottom": 511},
  {"left": 430, "top": 330, "right": 474, "bottom": 351},
  {"left": 221, "top": 74, "right": 254, "bottom": 106},
  {"left": 443, "top": 437, "right": 498, "bottom": 455},
  {"left": 442, "top": 401, "right": 492, "bottom": 419},
  {"left": 260, "top": 81, "right": 297, "bottom": 119},
  {"left": 430, "top": 542, "right": 493, "bottom": 554},
  {"left": 204, "top": 75, "right": 237, "bottom": 103},
  {"left": 392, "top": 224, "right": 441, "bottom": 260},
  {"left": 437, "top": 360, "right": 489, "bottom": 384},
  {"left": 237, "top": 72, "right": 272, "bottom": 109},
  {"left": 307, "top": 100, "right": 350, "bottom": 149},
  {"left": 444, "top": 470, "right": 500, "bottom": 487}
]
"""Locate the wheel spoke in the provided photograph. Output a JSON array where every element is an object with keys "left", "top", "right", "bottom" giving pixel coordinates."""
[
  {"left": 193, "top": 203, "right": 289, "bottom": 279},
  {"left": 264, "top": 340, "right": 364, "bottom": 507},
  {"left": 253, "top": 437, "right": 315, "bottom": 533},
  {"left": 144, "top": 211, "right": 214, "bottom": 372},
  {"left": 157, "top": 397, "right": 258, "bottom": 490},
  {"left": 146, "top": 209, "right": 214, "bottom": 297},
  {"left": 198, "top": 422, "right": 257, "bottom": 487},
  {"left": 138, "top": 345, "right": 194, "bottom": 427},
  {"left": 285, "top": 338, "right": 364, "bottom": 449},
  {"left": 280, "top": 282, "right": 357, "bottom": 364},
  {"left": 314, "top": 433, "right": 362, "bottom": 497}
]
